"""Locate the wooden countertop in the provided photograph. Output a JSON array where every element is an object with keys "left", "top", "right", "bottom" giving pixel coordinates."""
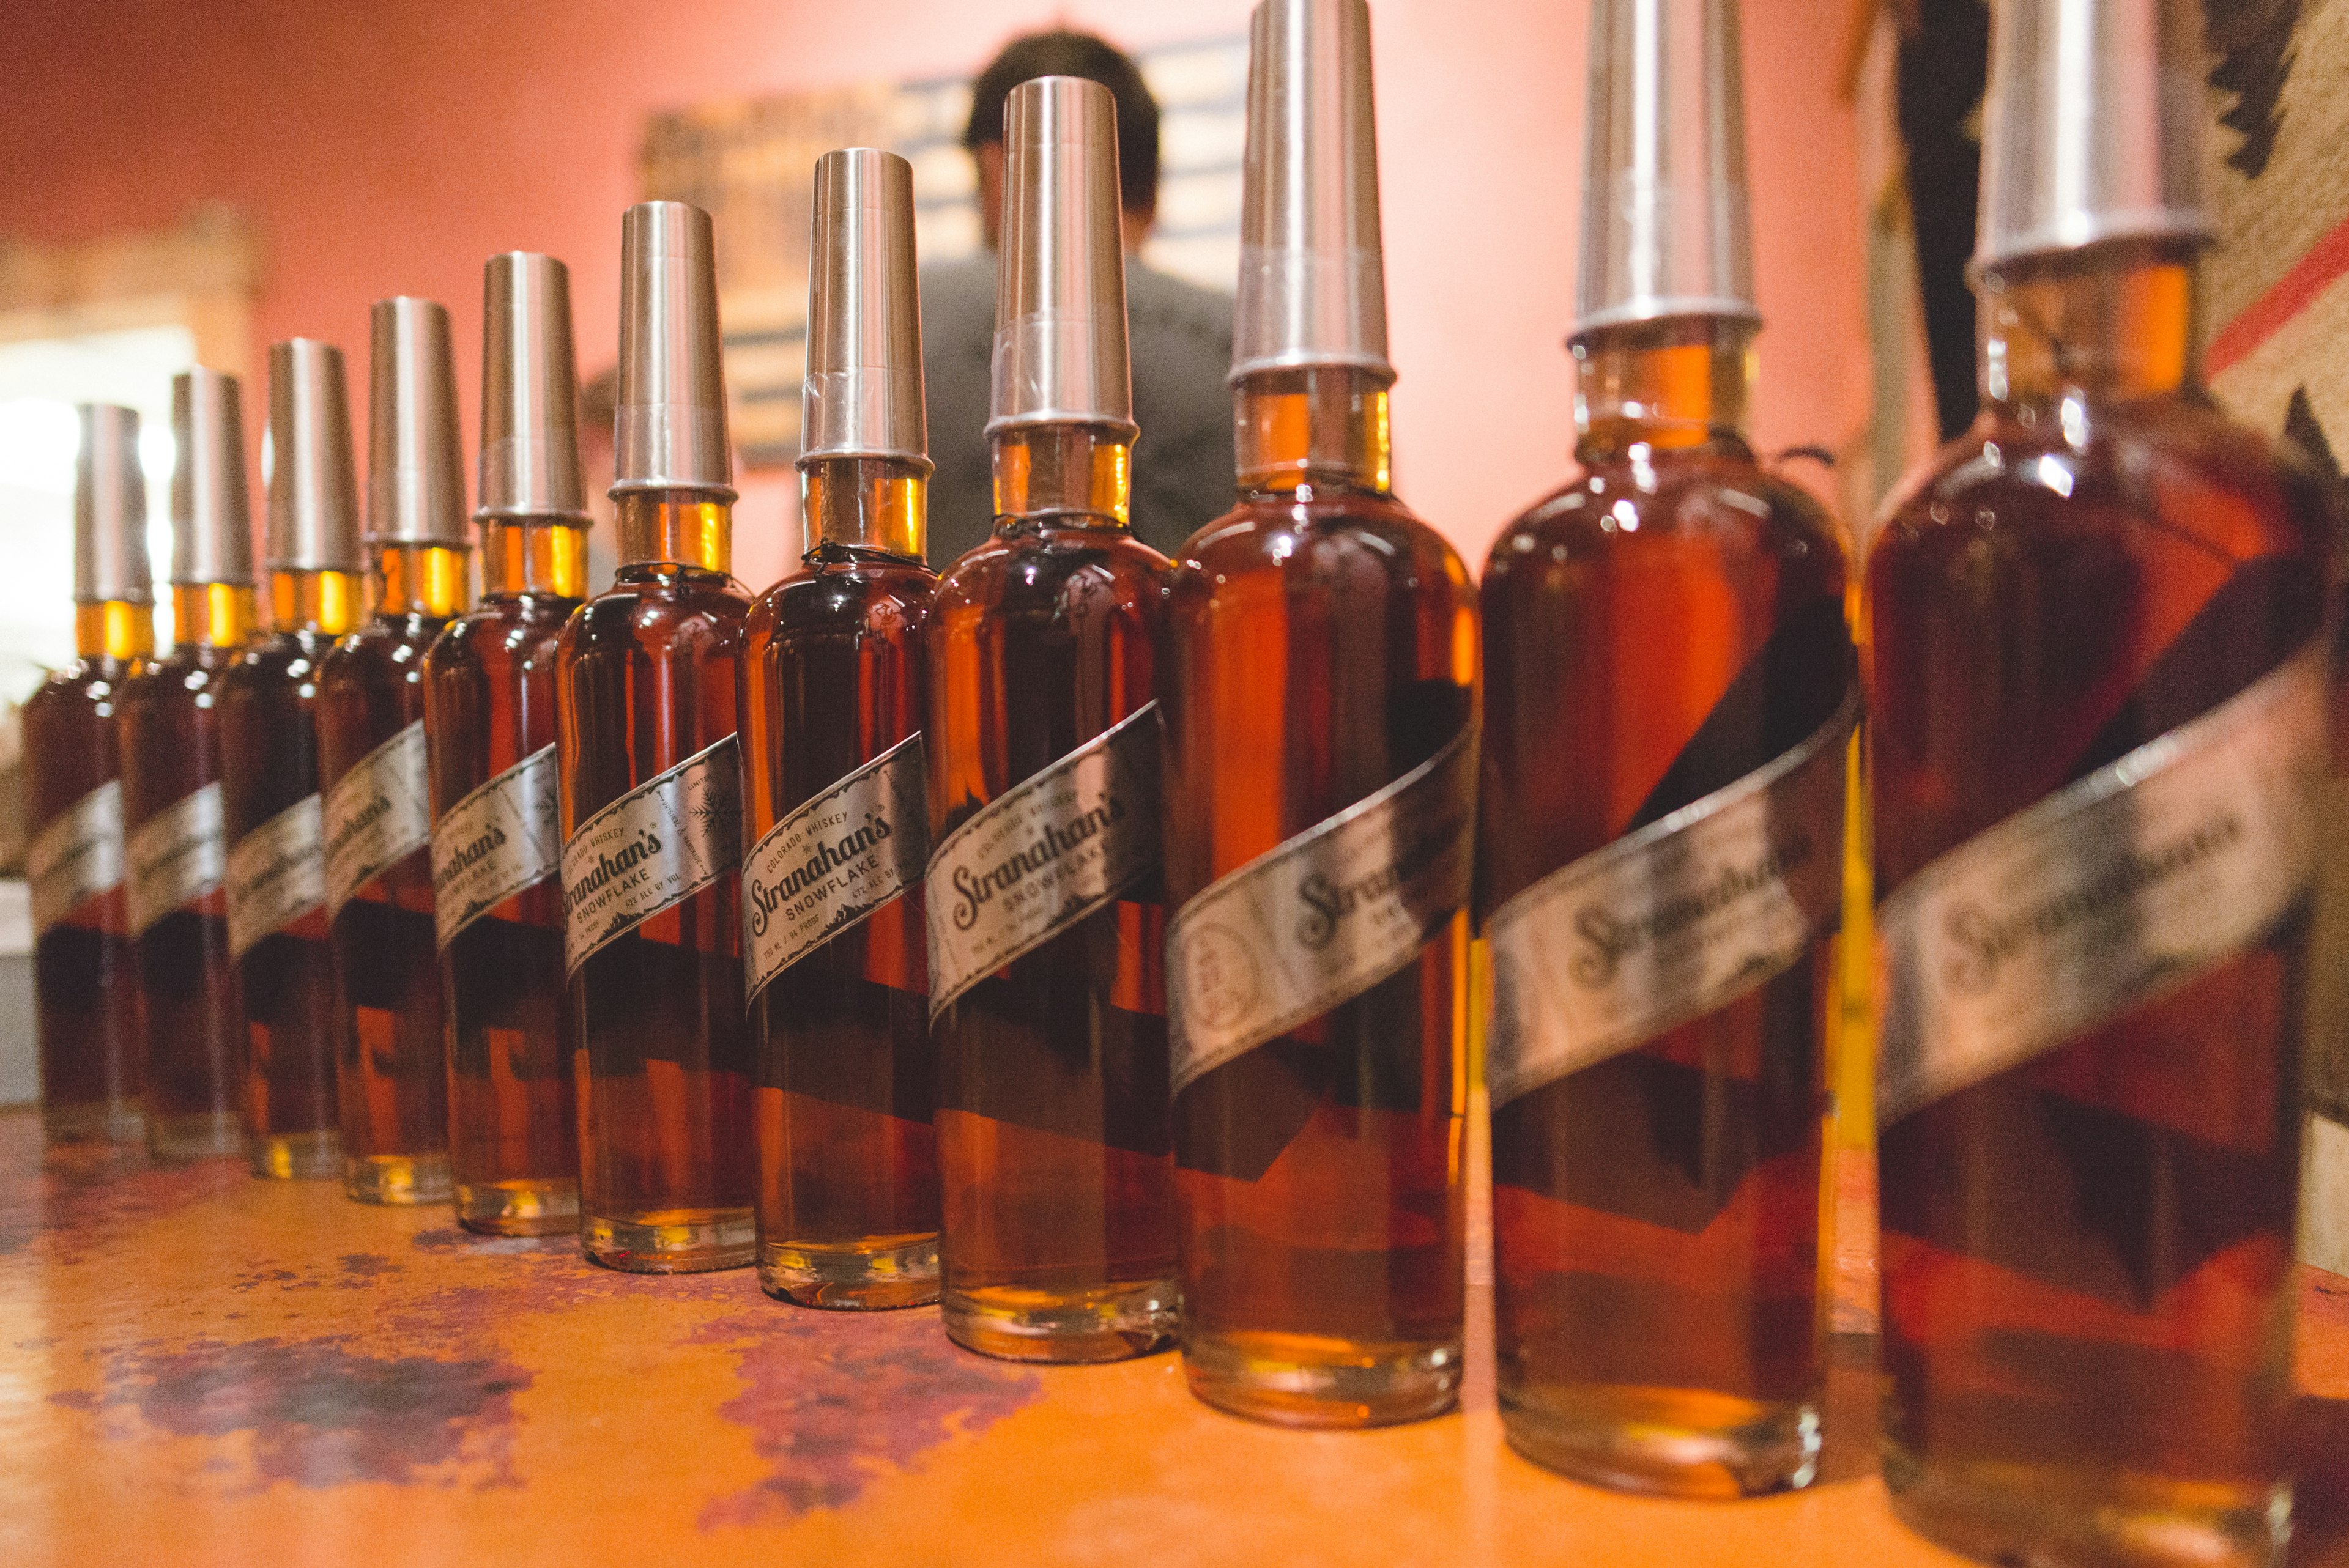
[{"left": 4, "top": 1101, "right": 2346, "bottom": 1568}]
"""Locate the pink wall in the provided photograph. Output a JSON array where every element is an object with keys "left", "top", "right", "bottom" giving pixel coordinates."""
[{"left": 1, "top": 0, "right": 1865, "bottom": 588}]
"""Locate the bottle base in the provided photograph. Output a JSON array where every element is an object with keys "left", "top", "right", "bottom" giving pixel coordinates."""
[
  {"left": 1882, "top": 1441, "right": 2289, "bottom": 1568},
  {"left": 146, "top": 1110, "right": 245, "bottom": 1164},
  {"left": 759, "top": 1235, "right": 939, "bottom": 1309},
  {"left": 1181, "top": 1329, "right": 1461, "bottom": 1428},
  {"left": 941, "top": 1278, "right": 1178, "bottom": 1363},
  {"left": 583, "top": 1209, "right": 755, "bottom": 1273},
  {"left": 344, "top": 1152, "right": 453, "bottom": 1206},
  {"left": 250, "top": 1129, "right": 342, "bottom": 1180},
  {"left": 455, "top": 1178, "right": 579, "bottom": 1237},
  {"left": 1500, "top": 1384, "right": 1820, "bottom": 1498},
  {"left": 44, "top": 1102, "right": 144, "bottom": 1145}
]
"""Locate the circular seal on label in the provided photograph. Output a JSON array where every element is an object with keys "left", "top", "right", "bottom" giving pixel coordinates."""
[{"left": 1184, "top": 922, "right": 1261, "bottom": 1032}]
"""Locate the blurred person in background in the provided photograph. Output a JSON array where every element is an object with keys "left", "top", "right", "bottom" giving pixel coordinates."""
[{"left": 922, "top": 29, "right": 1236, "bottom": 563}]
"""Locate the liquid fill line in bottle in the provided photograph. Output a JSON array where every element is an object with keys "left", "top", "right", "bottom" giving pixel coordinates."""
[
  {"left": 25, "top": 404, "right": 155, "bottom": 1145},
  {"left": 742, "top": 148, "right": 943, "bottom": 1309},
  {"left": 223, "top": 339, "right": 362, "bottom": 1181},
  {"left": 557, "top": 200, "right": 757, "bottom": 1274},
  {"left": 1477, "top": 0, "right": 1850, "bottom": 1496},
  {"left": 319, "top": 297, "right": 470, "bottom": 1207},
  {"left": 424, "top": 251, "right": 590, "bottom": 1237},
  {"left": 124, "top": 369, "right": 260, "bottom": 1163},
  {"left": 926, "top": 75, "right": 1181, "bottom": 1363},
  {"left": 1160, "top": 0, "right": 1480, "bottom": 1429},
  {"left": 1865, "top": 1, "right": 2331, "bottom": 1561}
]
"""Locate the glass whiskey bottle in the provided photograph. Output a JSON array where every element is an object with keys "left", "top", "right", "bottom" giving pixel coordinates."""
[
  {"left": 423, "top": 251, "right": 588, "bottom": 1236},
  {"left": 1474, "top": 0, "right": 1849, "bottom": 1493},
  {"left": 319, "top": 297, "right": 470, "bottom": 1206},
  {"left": 24, "top": 404, "right": 154, "bottom": 1144},
  {"left": 1160, "top": 0, "right": 1476, "bottom": 1428},
  {"left": 926, "top": 77, "right": 1177, "bottom": 1361},
  {"left": 557, "top": 200, "right": 754, "bottom": 1273},
  {"left": 741, "top": 150, "right": 939, "bottom": 1308},
  {"left": 1866, "top": 6, "right": 2329, "bottom": 1555},
  {"left": 121, "top": 369, "right": 261, "bottom": 1162}
]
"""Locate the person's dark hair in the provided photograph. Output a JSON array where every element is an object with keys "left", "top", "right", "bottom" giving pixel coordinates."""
[{"left": 963, "top": 29, "right": 1160, "bottom": 218}]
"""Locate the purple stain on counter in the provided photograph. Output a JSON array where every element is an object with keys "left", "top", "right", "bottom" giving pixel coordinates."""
[
  {"left": 51, "top": 1336, "right": 530, "bottom": 1490},
  {"left": 692, "top": 1309, "right": 1042, "bottom": 1528},
  {"left": 0, "top": 1117, "right": 239, "bottom": 1257}
]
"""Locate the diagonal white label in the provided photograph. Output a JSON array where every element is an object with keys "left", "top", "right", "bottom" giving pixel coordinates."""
[
  {"left": 226, "top": 794, "right": 325, "bottom": 959},
  {"left": 1877, "top": 643, "right": 2326, "bottom": 1123},
  {"left": 743, "top": 734, "right": 929, "bottom": 1007},
  {"left": 29, "top": 780, "right": 124, "bottom": 937},
  {"left": 126, "top": 782, "right": 226, "bottom": 939},
  {"left": 562, "top": 734, "right": 743, "bottom": 976},
  {"left": 322, "top": 719, "right": 432, "bottom": 919},
  {"left": 432, "top": 744, "right": 560, "bottom": 949}
]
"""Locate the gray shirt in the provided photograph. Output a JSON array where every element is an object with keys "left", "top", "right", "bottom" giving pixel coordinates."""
[{"left": 918, "top": 251, "right": 1237, "bottom": 568}]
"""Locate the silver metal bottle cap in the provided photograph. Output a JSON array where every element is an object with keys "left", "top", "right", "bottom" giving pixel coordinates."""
[
  {"left": 73, "top": 404, "right": 154, "bottom": 606},
  {"left": 988, "top": 76, "right": 1136, "bottom": 437},
  {"left": 1573, "top": 0, "right": 1761, "bottom": 338},
  {"left": 366, "top": 297, "right": 469, "bottom": 545},
  {"left": 614, "top": 201, "right": 735, "bottom": 497},
  {"left": 169, "top": 368, "right": 256, "bottom": 586},
  {"left": 802, "top": 149, "right": 930, "bottom": 471},
  {"left": 264, "top": 339, "right": 363, "bottom": 573},
  {"left": 1231, "top": 0, "right": 1394, "bottom": 384},
  {"left": 1975, "top": 0, "right": 2210, "bottom": 272},
  {"left": 480, "top": 253, "right": 588, "bottom": 520}
]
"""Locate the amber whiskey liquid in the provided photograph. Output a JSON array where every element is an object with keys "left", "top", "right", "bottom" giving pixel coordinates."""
[
  {"left": 929, "top": 424, "right": 1178, "bottom": 1359},
  {"left": 222, "top": 569, "right": 357, "bottom": 1177},
  {"left": 319, "top": 543, "right": 464, "bottom": 1203},
  {"left": 558, "top": 492, "right": 753, "bottom": 1271},
  {"left": 24, "top": 600, "right": 150, "bottom": 1143},
  {"left": 1866, "top": 245, "right": 2326, "bottom": 1565},
  {"left": 423, "top": 517, "right": 582, "bottom": 1234},
  {"left": 1479, "top": 320, "right": 1847, "bottom": 1492},
  {"left": 121, "top": 583, "right": 256, "bottom": 1160},
  {"left": 743, "top": 457, "right": 939, "bottom": 1306},
  {"left": 1160, "top": 367, "right": 1475, "bottom": 1426}
]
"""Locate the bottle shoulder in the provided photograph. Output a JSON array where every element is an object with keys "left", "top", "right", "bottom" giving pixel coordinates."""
[
  {"left": 1485, "top": 451, "right": 1846, "bottom": 579},
  {"left": 431, "top": 597, "right": 574, "bottom": 670},
  {"left": 24, "top": 660, "right": 119, "bottom": 716},
  {"left": 933, "top": 525, "right": 1174, "bottom": 616},
  {"left": 748, "top": 559, "right": 937, "bottom": 634},
  {"left": 563, "top": 573, "right": 749, "bottom": 656},
  {"left": 1866, "top": 396, "right": 2334, "bottom": 577},
  {"left": 322, "top": 614, "right": 443, "bottom": 686},
  {"left": 1173, "top": 490, "right": 1474, "bottom": 608}
]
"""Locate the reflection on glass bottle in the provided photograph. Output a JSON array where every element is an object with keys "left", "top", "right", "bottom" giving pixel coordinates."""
[
  {"left": 122, "top": 369, "right": 258, "bottom": 1163},
  {"left": 1475, "top": 0, "right": 1846, "bottom": 1495},
  {"left": 24, "top": 405, "right": 152, "bottom": 1145},
  {"left": 557, "top": 201, "right": 754, "bottom": 1273},
  {"left": 1160, "top": 0, "right": 1475, "bottom": 1429},
  {"left": 927, "top": 78, "right": 1177, "bottom": 1362},
  {"left": 1865, "top": 4, "right": 2329, "bottom": 1561},
  {"left": 425, "top": 251, "right": 588, "bottom": 1237},
  {"left": 320, "top": 297, "right": 469, "bottom": 1206},
  {"left": 741, "top": 150, "right": 939, "bottom": 1307}
]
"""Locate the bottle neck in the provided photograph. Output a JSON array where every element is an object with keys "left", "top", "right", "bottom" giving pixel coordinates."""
[
  {"left": 1234, "top": 366, "right": 1394, "bottom": 497},
  {"left": 267, "top": 569, "right": 360, "bottom": 637},
  {"left": 1979, "top": 240, "right": 2197, "bottom": 415},
  {"left": 170, "top": 583, "right": 257, "bottom": 650},
  {"left": 479, "top": 517, "right": 587, "bottom": 600},
  {"left": 73, "top": 601, "right": 154, "bottom": 662},
  {"left": 1572, "top": 317, "right": 1754, "bottom": 463},
  {"left": 615, "top": 490, "right": 733, "bottom": 574},
  {"left": 800, "top": 457, "right": 927, "bottom": 562},
  {"left": 370, "top": 544, "right": 468, "bottom": 619},
  {"left": 991, "top": 424, "right": 1133, "bottom": 530}
]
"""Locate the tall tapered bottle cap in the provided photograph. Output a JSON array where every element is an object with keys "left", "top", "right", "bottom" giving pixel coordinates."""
[
  {"left": 1573, "top": 0, "right": 1759, "bottom": 338},
  {"left": 366, "top": 297, "right": 468, "bottom": 545},
  {"left": 1231, "top": 0, "right": 1393, "bottom": 383},
  {"left": 1975, "top": 0, "right": 2210, "bottom": 272},
  {"left": 802, "top": 149, "right": 930, "bottom": 470},
  {"left": 265, "top": 339, "right": 361, "bottom": 572},
  {"left": 73, "top": 404, "right": 154, "bottom": 605},
  {"left": 614, "top": 200, "right": 735, "bottom": 497},
  {"left": 479, "top": 253, "right": 587, "bottom": 520},
  {"left": 989, "top": 76, "right": 1135, "bottom": 437},
  {"left": 169, "top": 369, "right": 255, "bottom": 586}
]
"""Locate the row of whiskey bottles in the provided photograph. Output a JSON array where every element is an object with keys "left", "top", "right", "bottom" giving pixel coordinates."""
[{"left": 24, "top": 0, "right": 2332, "bottom": 1562}]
